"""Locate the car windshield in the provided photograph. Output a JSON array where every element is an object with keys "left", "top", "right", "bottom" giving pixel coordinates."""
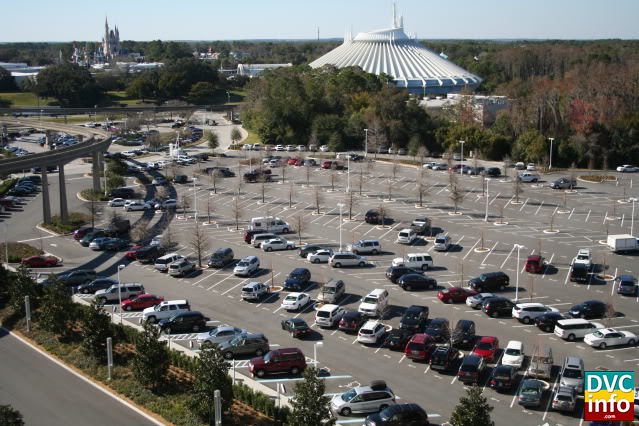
[
  {"left": 316, "top": 311, "right": 329, "bottom": 318},
  {"left": 563, "top": 368, "right": 582, "bottom": 379},
  {"left": 285, "top": 295, "right": 298, "bottom": 301},
  {"left": 436, "top": 238, "right": 446, "bottom": 244},
  {"left": 522, "top": 387, "right": 539, "bottom": 396},
  {"left": 429, "top": 322, "right": 445, "bottom": 330},
  {"left": 360, "top": 328, "right": 372, "bottom": 335},
  {"left": 237, "top": 261, "right": 249, "bottom": 267},
  {"left": 229, "top": 335, "right": 242, "bottom": 345},
  {"left": 341, "top": 389, "right": 357, "bottom": 402},
  {"left": 323, "top": 287, "right": 336, "bottom": 294},
  {"left": 593, "top": 331, "right": 605, "bottom": 338},
  {"left": 505, "top": 348, "right": 521, "bottom": 356},
  {"left": 399, "top": 232, "right": 409, "bottom": 237},
  {"left": 477, "top": 342, "right": 493, "bottom": 350},
  {"left": 556, "top": 395, "right": 572, "bottom": 402},
  {"left": 407, "top": 342, "right": 425, "bottom": 351},
  {"left": 262, "top": 352, "right": 271, "bottom": 362},
  {"left": 577, "top": 255, "right": 589, "bottom": 260},
  {"left": 362, "top": 296, "right": 378, "bottom": 304},
  {"left": 293, "top": 322, "right": 307, "bottom": 329},
  {"left": 620, "top": 281, "right": 635, "bottom": 287}
]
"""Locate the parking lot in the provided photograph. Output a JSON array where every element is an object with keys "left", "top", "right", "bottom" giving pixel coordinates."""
[{"left": 13, "top": 148, "right": 639, "bottom": 425}]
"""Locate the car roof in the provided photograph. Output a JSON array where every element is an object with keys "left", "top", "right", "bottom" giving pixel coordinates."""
[
  {"left": 241, "top": 256, "right": 259, "bottom": 261},
  {"left": 515, "top": 302, "right": 545, "bottom": 308},
  {"left": 478, "top": 336, "right": 498, "bottom": 343},
  {"left": 618, "top": 275, "right": 636, "bottom": 281},
  {"left": 407, "top": 253, "right": 430, "bottom": 257},
  {"left": 318, "top": 304, "right": 340, "bottom": 311},
  {"left": 527, "top": 255, "right": 542, "bottom": 261},
  {"left": 244, "top": 282, "right": 264, "bottom": 288},
  {"left": 506, "top": 340, "right": 523, "bottom": 349},
  {"left": 410, "top": 333, "right": 433, "bottom": 343},
  {"left": 463, "top": 354, "right": 482, "bottom": 364},
  {"left": 362, "top": 320, "right": 381, "bottom": 329},
  {"left": 290, "top": 268, "right": 309, "bottom": 274},
  {"left": 367, "top": 288, "right": 386, "bottom": 296},
  {"left": 577, "top": 249, "right": 591, "bottom": 255},
  {"left": 406, "top": 305, "right": 427, "bottom": 313}
]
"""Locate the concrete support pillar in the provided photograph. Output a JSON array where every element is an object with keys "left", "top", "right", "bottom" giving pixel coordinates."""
[
  {"left": 92, "top": 151, "right": 102, "bottom": 193},
  {"left": 58, "top": 164, "right": 68, "bottom": 224},
  {"left": 41, "top": 168, "right": 51, "bottom": 225}
]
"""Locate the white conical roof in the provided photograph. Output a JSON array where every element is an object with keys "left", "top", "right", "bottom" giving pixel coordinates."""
[{"left": 310, "top": 19, "right": 481, "bottom": 93}]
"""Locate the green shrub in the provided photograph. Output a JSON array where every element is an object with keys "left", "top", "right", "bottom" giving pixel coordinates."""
[
  {"left": 41, "top": 212, "right": 88, "bottom": 234},
  {"left": 0, "top": 178, "right": 18, "bottom": 196},
  {"left": 80, "top": 189, "right": 110, "bottom": 201}
]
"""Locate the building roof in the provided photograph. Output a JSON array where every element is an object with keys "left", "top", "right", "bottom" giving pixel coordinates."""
[{"left": 309, "top": 12, "right": 481, "bottom": 94}]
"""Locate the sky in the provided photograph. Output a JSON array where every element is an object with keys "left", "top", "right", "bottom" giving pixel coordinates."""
[{"left": 1, "top": 0, "right": 638, "bottom": 42}]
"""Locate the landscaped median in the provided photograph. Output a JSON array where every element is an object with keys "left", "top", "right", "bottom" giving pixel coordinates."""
[{"left": 0, "top": 266, "right": 289, "bottom": 426}]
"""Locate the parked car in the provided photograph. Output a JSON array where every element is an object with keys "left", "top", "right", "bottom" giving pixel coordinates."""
[
  {"left": 330, "top": 381, "right": 396, "bottom": 416},
  {"left": 339, "top": 311, "right": 366, "bottom": 333},
  {"left": 465, "top": 292, "right": 495, "bottom": 309},
  {"left": 584, "top": 328, "right": 637, "bottom": 349},
  {"left": 396, "top": 229, "right": 417, "bottom": 244},
  {"left": 405, "top": 334, "right": 436, "bottom": 361},
  {"left": 108, "top": 198, "right": 128, "bottom": 207},
  {"left": 549, "top": 177, "right": 576, "bottom": 189},
  {"left": 481, "top": 296, "right": 515, "bottom": 318},
  {"left": 207, "top": 248, "right": 234, "bottom": 268},
  {"left": 468, "top": 272, "right": 510, "bottom": 292},
  {"left": 233, "top": 256, "right": 260, "bottom": 276},
  {"left": 75, "top": 278, "right": 118, "bottom": 294},
  {"left": 39, "top": 269, "right": 97, "bottom": 287},
  {"left": 358, "top": 289, "right": 389, "bottom": 318},
  {"left": 559, "top": 356, "right": 585, "bottom": 393},
  {"left": 358, "top": 320, "right": 387, "bottom": 344},
  {"left": 501, "top": 340, "right": 525, "bottom": 369},
  {"left": 283, "top": 268, "right": 311, "bottom": 291},
  {"left": 261, "top": 238, "right": 296, "bottom": 252},
  {"left": 347, "top": 240, "right": 382, "bottom": 255},
  {"left": 281, "top": 318, "right": 312, "bottom": 338},
  {"left": 281, "top": 292, "right": 311, "bottom": 311},
  {"left": 94, "top": 283, "right": 145, "bottom": 304},
  {"left": 517, "top": 379, "right": 544, "bottom": 408},
  {"left": 572, "top": 248, "right": 593, "bottom": 269},
  {"left": 196, "top": 326, "right": 245, "bottom": 347},
  {"left": 457, "top": 354, "right": 485, "bottom": 384},
  {"left": 518, "top": 172, "right": 539, "bottom": 183},
  {"left": 429, "top": 345, "right": 460, "bottom": 372},
  {"left": 437, "top": 287, "right": 477, "bottom": 304},
  {"left": 616, "top": 165, "right": 639, "bottom": 173},
  {"left": 316, "top": 304, "right": 346, "bottom": 328},
  {"left": 121, "top": 294, "right": 164, "bottom": 311},
  {"left": 551, "top": 386, "right": 577, "bottom": 413},
  {"left": 451, "top": 320, "right": 476, "bottom": 349},
  {"left": 241, "top": 282, "right": 269, "bottom": 301},
  {"left": 570, "top": 263, "right": 590, "bottom": 283},
  {"left": 472, "top": 336, "right": 499, "bottom": 363},
  {"left": 218, "top": 333, "right": 270, "bottom": 359},
  {"left": 317, "top": 279, "right": 345, "bottom": 304},
  {"left": 158, "top": 311, "right": 209, "bottom": 334},
  {"left": 399, "top": 305, "right": 429, "bottom": 332},
  {"left": 168, "top": 258, "right": 195, "bottom": 277},
  {"left": 409, "top": 217, "right": 431, "bottom": 234},
  {"left": 568, "top": 300, "right": 608, "bottom": 319},
  {"left": 534, "top": 312, "right": 566, "bottom": 332},
  {"left": 525, "top": 255, "right": 545, "bottom": 273},
  {"left": 489, "top": 365, "right": 518, "bottom": 392},
  {"left": 616, "top": 275, "right": 638, "bottom": 296},
  {"left": 329, "top": 252, "right": 367, "bottom": 268},
  {"left": 307, "top": 249, "right": 333, "bottom": 263},
  {"left": 364, "top": 403, "right": 429, "bottom": 426},
  {"left": 423, "top": 318, "right": 451, "bottom": 343},
  {"left": 299, "top": 244, "right": 323, "bottom": 258},
  {"left": 512, "top": 303, "right": 559, "bottom": 324},
  {"left": 484, "top": 167, "right": 501, "bottom": 177},
  {"left": 397, "top": 274, "right": 437, "bottom": 291},
  {"left": 249, "top": 347, "right": 306, "bottom": 378},
  {"left": 383, "top": 328, "right": 414, "bottom": 351},
  {"left": 433, "top": 234, "right": 451, "bottom": 251},
  {"left": 391, "top": 253, "right": 433, "bottom": 270},
  {"left": 385, "top": 266, "right": 422, "bottom": 284},
  {"left": 21, "top": 255, "right": 59, "bottom": 267}
]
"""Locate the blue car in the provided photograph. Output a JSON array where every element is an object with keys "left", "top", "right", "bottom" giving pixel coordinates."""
[
  {"left": 283, "top": 268, "right": 311, "bottom": 291},
  {"left": 616, "top": 275, "right": 638, "bottom": 296}
]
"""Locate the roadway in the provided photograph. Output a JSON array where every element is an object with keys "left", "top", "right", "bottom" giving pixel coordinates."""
[{"left": 0, "top": 328, "right": 161, "bottom": 426}]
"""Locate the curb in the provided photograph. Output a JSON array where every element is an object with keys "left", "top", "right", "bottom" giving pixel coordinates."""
[{"left": 35, "top": 224, "right": 63, "bottom": 237}]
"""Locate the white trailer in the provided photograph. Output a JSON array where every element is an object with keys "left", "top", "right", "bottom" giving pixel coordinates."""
[{"left": 607, "top": 234, "right": 639, "bottom": 253}]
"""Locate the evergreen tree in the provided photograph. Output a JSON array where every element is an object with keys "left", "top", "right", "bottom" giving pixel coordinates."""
[
  {"left": 205, "top": 130, "right": 219, "bottom": 150},
  {"left": 230, "top": 128, "right": 242, "bottom": 145},
  {"left": 189, "top": 345, "right": 233, "bottom": 423},
  {"left": 80, "top": 300, "right": 112, "bottom": 362},
  {"left": 7, "top": 265, "right": 39, "bottom": 316},
  {"left": 288, "top": 367, "right": 335, "bottom": 426},
  {"left": 39, "top": 279, "right": 75, "bottom": 340},
  {"left": 132, "top": 321, "right": 169, "bottom": 389},
  {"left": 0, "top": 404, "right": 24, "bottom": 426},
  {"left": 449, "top": 385, "right": 494, "bottom": 426}
]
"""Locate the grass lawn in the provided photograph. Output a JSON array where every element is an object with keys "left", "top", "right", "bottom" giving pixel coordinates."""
[
  {"left": 106, "top": 91, "right": 148, "bottom": 106},
  {"left": 242, "top": 128, "right": 262, "bottom": 146},
  {"left": 0, "top": 92, "right": 55, "bottom": 108}
]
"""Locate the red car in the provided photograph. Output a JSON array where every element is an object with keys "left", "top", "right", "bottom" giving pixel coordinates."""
[
  {"left": 293, "top": 159, "right": 303, "bottom": 167},
  {"left": 525, "top": 255, "right": 545, "bottom": 274},
  {"left": 472, "top": 336, "right": 499, "bottom": 363},
  {"left": 287, "top": 157, "right": 299, "bottom": 165},
  {"left": 21, "top": 255, "right": 59, "bottom": 267},
  {"left": 121, "top": 294, "right": 164, "bottom": 311},
  {"left": 321, "top": 161, "right": 333, "bottom": 169},
  {"left": 73, "top": 227, "right": 95, "bottom": 241},
  {"left": 448, "top": 164, "right": 463, "bottom": 172},
  {"left": 125, "top": 245, "right": 144, "bottom": 260},
  {"left": 437, "top": 287, "right": 477, "bottom": 303},
  {"left": 404, "top": 333, "right": 436, "bottom": 361}
]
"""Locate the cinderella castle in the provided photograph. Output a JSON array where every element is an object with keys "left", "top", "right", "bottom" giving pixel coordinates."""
[{"left": 73, "top": 17, "right": 122, "bottom": 65}]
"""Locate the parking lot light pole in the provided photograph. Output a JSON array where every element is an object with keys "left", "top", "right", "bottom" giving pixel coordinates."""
[
  {"left": 346, "top": 157, "right": 350, "bottom": 193},
  {"left": 630, "top": 197, "right": 638, "bottom": 236},
  {"left": 484, "top": 178, "right": 489, "bottom": 222},
  {"left": 314, "top": 341, "right": 323, "bottom": 368},
  {"left": 117, "top": 264, "right": 125, "bottom": 323},
  {"left": 337, "top": 203, "right": 345, "bottom": 250},
  {"left": 514, "top": 244, "right": 525, "bottom": 302},
  {"left": 459, "top": 140, "right": 465, "bottom": 175},
  {"left": 193, "top": 177, "right": 198, "bottom": 221},
  {"left": 364, "top": 128, "right": 368, "bottom": 158},
  {"left": 548, "top": 137, "right": 554, "bottom": 169}
]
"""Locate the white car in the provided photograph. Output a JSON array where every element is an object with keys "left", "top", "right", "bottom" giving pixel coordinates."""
[
  {"left": 286, "top": 145, "right": 296, "bottom": 152},
  {"left": 357, "top": 320, "right": 386, "bottom": 344},
  {"left": 572, "top": 248, "right": 592, "bottom": 270},
  {"left": 466, "top": 292, "right": 495, "bottom": 309},
  {"left": 281, "top": 292, "right": 311, "bottom": 311},
  {"left": 125, "top": 201, "right": 152, "bottom": 211},
  {"left": 108, "top": 198, "right": 127, "bottom": 207},
  {"left": 88, "top": 237, "right": 110, "bottom": 250},
  {"left": 396, "top": 228, "right": 417, "bottom": 244},
  {"left": 274, "top": 145, "right": 285, "bottom": 151},
  {"left": 512, "top": 303, "right": 559, "bottom": 324},
  {"left": 616, "top": 165, "right": 638, "bottom": 173},
  {"left": 518, "top": 172, "right": 539, "bottom": 183},
  {"left": 584, "top": 328, "right": 637, "bottom": 349},
  {"left": 269, "top": 159, "right": 282, "bottom": 167},
  {"left": 391, "top": 253, "right": 433, "bottom": 270},
  {"left": 319, "top": 145, "right": 329, "bottom": 152},
  {"left": 296, "top": 145, "right": 305, "bottom": 151},
  {"left": 501, "top": 340, "right": 525, "bottom": 369},
  {"left": 121, "top": 151, "right": 137, "bottom": 157},
  {"left": 196, "top": 326, "right": 246, "bottom": 346},
  {"left": 155, "top": 199, "right": 179, "bottom": 210},
  {"left": 261, "top": 238, "right": 295, "bottom": 252},
  {"left": 233, "top": 256, "right": 260, "bottom": 277},
  {"left": 307, "top": 249, "right": 333, "bottom": 264},
  {"left": 526, "top": 163, "right": 537, "bottom": 171}
]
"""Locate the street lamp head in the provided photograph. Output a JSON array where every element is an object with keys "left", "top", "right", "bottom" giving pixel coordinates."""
[
  {"left": 315, "top": 342, "right": 324, "bottom": 348},
  {"left": 514, "top": 244, "right": 525, "bottom": 249},
  {"left": 118, "top": 264, "right": 126, "bottom": 270}
]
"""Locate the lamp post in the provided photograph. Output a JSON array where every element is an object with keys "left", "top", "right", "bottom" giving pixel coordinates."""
[
  {"left": 630, "top": 197, "right": 638, "bottom": 236},
  {"left": 40, "top": 109, "right": 43, "bottom": 123},
  {"left": 346, "top": 156, "right": 350, "bottom": 193},
  {"left": 337, "top": 203, "right": 344, "bottom": 251},
  {"left": 513, "top": 244, "right": 525, "bottom": 302},
  {"left": 117, "top": 264, "right": 125, "bottom": 323},
  {"left": 193, "top": 177, "right": 198, "bottom": 221},
  {"left": 226, "top": 91, "right": 230, "bottom": 104},
  {"left": 484, "top": 178, "right": 489, "bottom": 222},
  {"left": 364, "top": 128, "right": 368, "bottom": 158},
  {"left": 459, "top": 140, "right": 465, "bottom": 175},
  {"left": 313, "top": 341, "right": 323, "bottom": 368},
  {"left": 548, "top": 137, "right": 554, "bottom": 169}
]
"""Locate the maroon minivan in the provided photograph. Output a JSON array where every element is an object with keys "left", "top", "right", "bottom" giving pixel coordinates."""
[{"left": 249, "top": 348, "right": 307, "bottom": 378}]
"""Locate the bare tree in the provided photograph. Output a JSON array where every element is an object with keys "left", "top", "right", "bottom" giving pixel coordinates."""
[
  {"left": 503, "top": 156, "right": 511, "bottom": 179},
  {"left": 206, "top": 194, "right": 214, "bottom": 224},
  {"left": 314, "top": 185, "right": 324, "bottom": 214},
  {"left": 366, "top": 159, "right": 375, "bottom": 176},
  {"left": 131, "top": 218, "right": 152, "bottom": 242},
  {"left": 260, "top": 180, "right": 267, "bottom": 204},
  {"left": 231, "top": 196, "right": 243, "bottom": 230},
  {"left": 109, "top": 208, "right": 123, "bottom": 224},
  {"left": 281, "top": 163, "right": 287, "bottom": 184},
  {"left": 305, "top": 164, "right": 312, "bottom": 186},
  {"left": 189, "top": 221, "right": 210, "bottom": 267},
  {"left": 295, "top": 214, "right": 305, "bottom": 245},
  {"left": 357, "top": 166, "right": 365, "bottom": 195},
  {"left": 330, "top": 168, "right": 339, "bottom": 191},
  {"left": 496, "top": 201, "right": 507, "bottom": 224},
  {"left": 288, "top": 183, "right": 295, "bottom": 209},
  {"left": 549, "top": 212, "right": 556, "bottom": 232},
  {"left": 208, "top": 169, "right": 219, "bottom": 194},
  {"left": 417, "top": 146, "right": 430, "bottom": 165},
  {"left": 391, "top": 160, "right": 399, "bottom": 180},
  {"left": 345, "top": 191, "right": 358, "bottom": 220},
  {"left": 155, "top": 185, "right": 169, "bottom": 203},
  {"left": 181, "top": 195, "right": 190, "bottom": 216},
  {"left": 84, "top": 198, "right": 102, "bottom": 229},
  {"left": 378, "top": 204, "right": 389, "bottom": 226},
  {"left": 513, "top": 176, "right": 524, "bottom": 203},
  {"left": 416, "top": 167, "right": 428, "bottom": 207},
  {"left": 386, "top": 179, "right": 394, "bottom": 201},
  {"left": 162, "top": 219, "right": 177, "bottom": 249},
  {"left": 448, "top": 173, "right": 465, "bottom": 214}
]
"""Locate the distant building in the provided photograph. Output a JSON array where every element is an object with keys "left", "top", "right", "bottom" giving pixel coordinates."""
[
  {"left": 230, "top": 51, "right": 251, "bottom": 60},
  {"left": 195, "top": 47, "right": 220, "bottom": 61},
  {"left": 419, "top": 93, "right": 509, "bottom": 126},
  {"left": 237, "top": 63, "right": 292, "bottom": 78},
  {"left": 310, "top": 6, "right": 481, "bottom": 94},
  {"left": 0, "top": 62, "right": 45, "bottom": 85},
  {"left": 99, "top": 17, "right": 121, "bottom": 62}
]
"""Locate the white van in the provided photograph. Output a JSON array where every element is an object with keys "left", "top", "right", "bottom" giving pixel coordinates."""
[
  {"left": 315, "top": 304, "right": 346, "bottom": 328},
  {"left": 154, "top": 253, "right": 184, "bottom": 272},
  {"left": 358, "top": 289, "right": 389, "bottom": 318},
  {"left": 554, "top": 319, "right": 605, "bottom": 341},
  {"left": 249, "top": 216, "right": 290, "bottom": 234}
]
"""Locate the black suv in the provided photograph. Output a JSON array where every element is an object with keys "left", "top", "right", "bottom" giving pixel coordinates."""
[
  {"left": 364, "top": 403, "right": 430, "bottom": 426},
  {"left": 383, "top": 328, "right": 414, "bottom": 351},
  {"left": 534, "top": 312, "right": 565, "bottom": 332},
  {"left": 400, "top": 305, "right": 429, "bottom": 331},
  {"left": 468, "top": 272, "right": 510, "bottom": 292},
  {"left": 108, "top": 187, "right": 135, "bottom": 198},
  {"left": 423, "top": 318, "right": 451, "bottom": 342},
  {"left": 568, "top": 300, "right": 608, "bottom": 319},
  {"left": 481, "top": 297, "right": 515, "bottom": 318},
  {"left": 385, "top": 266, "right": 421, "bottom": 283},
  {"left": 484, "top": 167, "right": 501, "bottom": 177},
  {"left": 283, "top": 268, "right": 311, "bottom": 291},
  {"left": 569, "top": 263, "right": 589, "bottom": 283},
  {"left": 451, "top": 319, "right": 476, "bottom": 348},
  {"left": 397, "top": 274, "right": 437, "bottom": 291},
  {"left": 76, "top": 278, "right": 118, "bottom": 294},
  {"left": 457, "top": 354, "right": 485, "bottom": 384},
  {"left": 299, "top": 244, "right": 323, "bottom": 258},
  {"left": 135, "top": 246, "right": 165, "bottom": 263},
  {"left": 364, "top": 209, "right": 383, "bottom": 224},
  {"left": 158, "top": 312, "right": 209, "bottom": 334},
  {"left": 173, "top": 175, "right": 188, "bottom": 184},
  {"left": 429, "top": 345, "right": 460, "bottom": 372}
]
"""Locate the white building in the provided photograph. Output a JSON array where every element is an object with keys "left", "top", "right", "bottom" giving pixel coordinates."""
[
  {"left": 419, "top": 94, "right": 509, "bottom": 126},
  {"left": 236, "top": 63, "right": 292, "bottom": 78}
]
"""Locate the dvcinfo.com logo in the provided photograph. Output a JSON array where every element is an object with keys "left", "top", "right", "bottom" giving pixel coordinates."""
[{"left": 584, "top": 371, "right": 634, "bottom": 421}]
